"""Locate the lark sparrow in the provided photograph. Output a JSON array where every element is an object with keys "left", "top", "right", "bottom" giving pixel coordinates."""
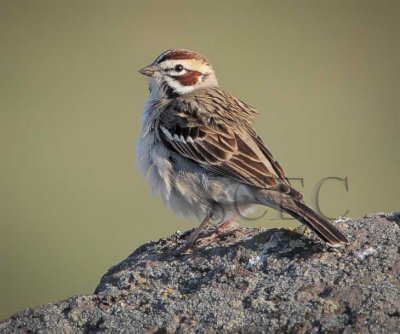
[{"left": 137, "top": 49, "right": 348, "bottom": 248}]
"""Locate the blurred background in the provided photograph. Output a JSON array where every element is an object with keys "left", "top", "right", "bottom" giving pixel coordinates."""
[{"left": 1, "top": 0, "right": 399, "bottom": 320}]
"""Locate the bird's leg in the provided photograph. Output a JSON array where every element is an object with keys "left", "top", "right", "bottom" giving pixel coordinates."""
[
  {"left": 184, "top": 210, "right": 213, "bottom": 251},
  {"left": 196, "top": 216, "right": 240, "bottom": 245}
]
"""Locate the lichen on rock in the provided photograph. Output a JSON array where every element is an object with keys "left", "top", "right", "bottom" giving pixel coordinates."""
[{"left": 1, "top": 212, "right": 399, "bottom": 333}]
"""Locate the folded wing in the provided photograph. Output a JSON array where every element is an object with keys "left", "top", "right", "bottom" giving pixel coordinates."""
[{"left": 158, "top": 88, "right": 292, "bottom": 190}]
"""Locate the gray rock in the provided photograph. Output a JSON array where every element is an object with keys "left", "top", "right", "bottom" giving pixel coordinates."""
[{"left": 1, "top": 212, "right": 400, "bottom": 333}]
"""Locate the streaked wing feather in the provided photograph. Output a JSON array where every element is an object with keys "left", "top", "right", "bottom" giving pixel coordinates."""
[
  {"left": 249, "top": 127, "right": 290, "bottom": 184},
  {"left": 158, "top": 87, "right": 289, "bottom": 189}
]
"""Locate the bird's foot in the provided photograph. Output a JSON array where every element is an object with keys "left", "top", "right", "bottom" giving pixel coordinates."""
[
  {"left": 182, "top": 217, "right": 240, "bottom": 253},
  {"left": 196, "top": 219, "right": 240, "bottom": 246}
]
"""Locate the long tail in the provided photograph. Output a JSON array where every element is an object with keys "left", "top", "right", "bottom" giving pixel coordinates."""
[
  {"left": 283, "top": 200, "right": 348, "bottom": 246},
  {"left": 256, "top": 190, "right": 348, "bottom": 246}
]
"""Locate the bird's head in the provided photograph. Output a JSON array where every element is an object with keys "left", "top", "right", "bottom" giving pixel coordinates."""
[{"left": 139, "top": 49, "right": 218, "bottom": 97}]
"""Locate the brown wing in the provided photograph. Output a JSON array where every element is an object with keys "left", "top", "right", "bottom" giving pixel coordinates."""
[
  {"left": 249, "top": 127, "right": 290, "bottom": 184},
  {"left": 158, "top": 88, "right": 291, "bottom": 189}
]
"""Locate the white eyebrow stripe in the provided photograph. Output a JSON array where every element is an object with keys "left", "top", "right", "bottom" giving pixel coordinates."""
[{"left": 159, "top": 59, "right": 191, "bottom": 70}]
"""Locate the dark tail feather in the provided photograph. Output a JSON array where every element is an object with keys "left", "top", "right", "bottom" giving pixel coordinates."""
[{"left": 283, "top": 200, "right": 349, "bottom": 246}]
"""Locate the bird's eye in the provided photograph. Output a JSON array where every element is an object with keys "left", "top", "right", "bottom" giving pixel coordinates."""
[{"left": 175, "top": 64, "right": 184, "bottom": 72}]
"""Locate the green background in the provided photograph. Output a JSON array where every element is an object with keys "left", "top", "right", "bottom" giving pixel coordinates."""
[{"left": 1, "top": 0, "right": 399, "bottom": 320}]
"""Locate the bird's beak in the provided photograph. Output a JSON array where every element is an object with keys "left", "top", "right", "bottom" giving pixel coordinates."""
[{"left": 138, "top": 64, "right": 158, "bottom": 77}]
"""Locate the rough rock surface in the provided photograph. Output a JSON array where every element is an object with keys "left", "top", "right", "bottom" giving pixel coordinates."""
[{"left": 1, "top": 212, "right": 400, "bottom": 333}]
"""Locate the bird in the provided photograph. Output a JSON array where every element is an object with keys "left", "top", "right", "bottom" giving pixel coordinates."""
[{"left": 137, "top": 49, "right": 348, "bottom": 249}]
